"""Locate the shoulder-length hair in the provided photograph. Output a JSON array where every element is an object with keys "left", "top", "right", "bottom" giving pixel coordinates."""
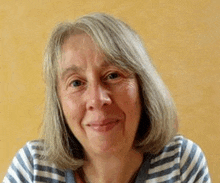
[{"left": 41, "top": 12, "right": 177, "bottom": 170}]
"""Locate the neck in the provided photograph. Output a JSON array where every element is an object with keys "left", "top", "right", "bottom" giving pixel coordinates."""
[{"left": 80, "top": 149, "right": 143, "bottom": 183}]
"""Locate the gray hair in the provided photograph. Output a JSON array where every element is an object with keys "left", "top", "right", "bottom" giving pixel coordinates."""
[{"left": 41, "top": 12, "right": 177, "bottom": 170}]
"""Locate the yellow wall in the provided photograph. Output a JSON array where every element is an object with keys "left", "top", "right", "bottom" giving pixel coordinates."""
[{"left": 1, "top": 0, "right": 219, "bottom": 181}]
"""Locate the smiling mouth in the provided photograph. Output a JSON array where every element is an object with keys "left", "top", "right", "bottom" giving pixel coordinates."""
[{"left": 87, "top": 120, "right": 120, "bottom": 132}]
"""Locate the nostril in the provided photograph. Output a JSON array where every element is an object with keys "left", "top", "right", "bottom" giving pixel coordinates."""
[{"left": 85, "top": 84, "right": 112, "bottom": 110}]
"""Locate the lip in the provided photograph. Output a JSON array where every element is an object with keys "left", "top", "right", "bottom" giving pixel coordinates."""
[{"left": 87, "top": 119, "right": 120, "bottom": 132}]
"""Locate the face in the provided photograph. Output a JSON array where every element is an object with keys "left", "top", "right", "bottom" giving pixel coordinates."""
[{"left": 58, "top": 34, "right": 141, "bottom": 157}]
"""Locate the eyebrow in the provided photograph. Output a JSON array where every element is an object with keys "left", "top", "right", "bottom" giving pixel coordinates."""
[
  {"left": 60, "top": 61, "right": 112, "bottom": 81},
  {"left": 60, "top": 65, "right": 82, "bottom": 80}
]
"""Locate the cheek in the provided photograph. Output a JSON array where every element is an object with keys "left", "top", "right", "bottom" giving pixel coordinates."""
[
  {"left": 115, "top": 82, "right": 141, "bottom": 118},
  {"left": 60, "top": 94, "right": 83, "bottom": 124},
  {"left": 60, "top": 94, "right": 87, "bottom": 141},
  {"left": 121, "top": 82, "right": 140, "bottom": 105}
]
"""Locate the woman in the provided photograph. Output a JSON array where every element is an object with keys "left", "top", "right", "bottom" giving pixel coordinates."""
[{"left": 3, "top": 13, "right": 211, "bottom": 183}]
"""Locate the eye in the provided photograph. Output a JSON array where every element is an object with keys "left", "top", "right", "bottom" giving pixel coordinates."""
[
  {"left": 71, "top": 80, "right": 83, "bottom": 87},
  {"left": 106, "top": 72, "right": 120, "bottom": 80}
]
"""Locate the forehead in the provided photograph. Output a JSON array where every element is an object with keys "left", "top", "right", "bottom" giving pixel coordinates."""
[
  {"left": 60, "top": 34, "right": 101, "bottom": 64},
  {"left": 57, "top": 33, "right": 132, "bottom": 77},
  {"left": 58, "top": 34, "right": 113, "bottom": 75},
  {"left": 62, "top": 33, "right": 96, "bottom": 52}
]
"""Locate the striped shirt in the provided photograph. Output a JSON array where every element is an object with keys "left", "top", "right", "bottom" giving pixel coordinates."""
[{"left": 3, "top": 135, "right": 211, "bottom": 183}]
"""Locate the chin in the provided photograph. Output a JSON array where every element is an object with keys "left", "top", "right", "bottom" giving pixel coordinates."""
[{"left": 88, "top": 140, "right": 131, "bottom": 156}]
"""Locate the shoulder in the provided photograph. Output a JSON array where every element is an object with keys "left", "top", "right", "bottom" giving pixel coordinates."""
[
  {"left": 14, "top": 140, "right": 46, "bottom": 169},
  {"left": 152, "top": 135, "right": 208, "bottom": 164},
  {"left": 3, "top": 140, "right": 66, "bottom": 183},
  {"left": 21, "top": 140, "right": 44, "bottom": 160},
  {"left": 174, "top": 135, "right": 211, "bottom": 182},
  {"left": 146, "top": 135, "right": 211, "bottom": 182}
]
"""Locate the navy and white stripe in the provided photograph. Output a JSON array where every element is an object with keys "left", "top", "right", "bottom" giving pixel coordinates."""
[
  {"left": 3, "top": 135, "right": 211, "bottom": 183},
  {"left": 146, "top": 136, "right": 211, "bottom": 182}
]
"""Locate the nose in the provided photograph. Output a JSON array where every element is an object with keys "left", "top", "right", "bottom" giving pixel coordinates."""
[{"left": 86, "top": 82, "right": 112, "bottom": 110}]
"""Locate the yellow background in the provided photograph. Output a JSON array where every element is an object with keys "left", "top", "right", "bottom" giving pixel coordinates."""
[{"left": 1, "top": 0, "right": 219, "bottom": 182}]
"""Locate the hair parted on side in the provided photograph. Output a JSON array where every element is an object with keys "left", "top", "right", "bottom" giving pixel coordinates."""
[{"left": 41, "top": 12, "right": 178, "bottom": 170}]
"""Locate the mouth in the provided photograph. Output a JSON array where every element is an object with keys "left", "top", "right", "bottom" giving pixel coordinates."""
[{"left": 87, "top": 119, "right": 120, "bottom": 132}]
